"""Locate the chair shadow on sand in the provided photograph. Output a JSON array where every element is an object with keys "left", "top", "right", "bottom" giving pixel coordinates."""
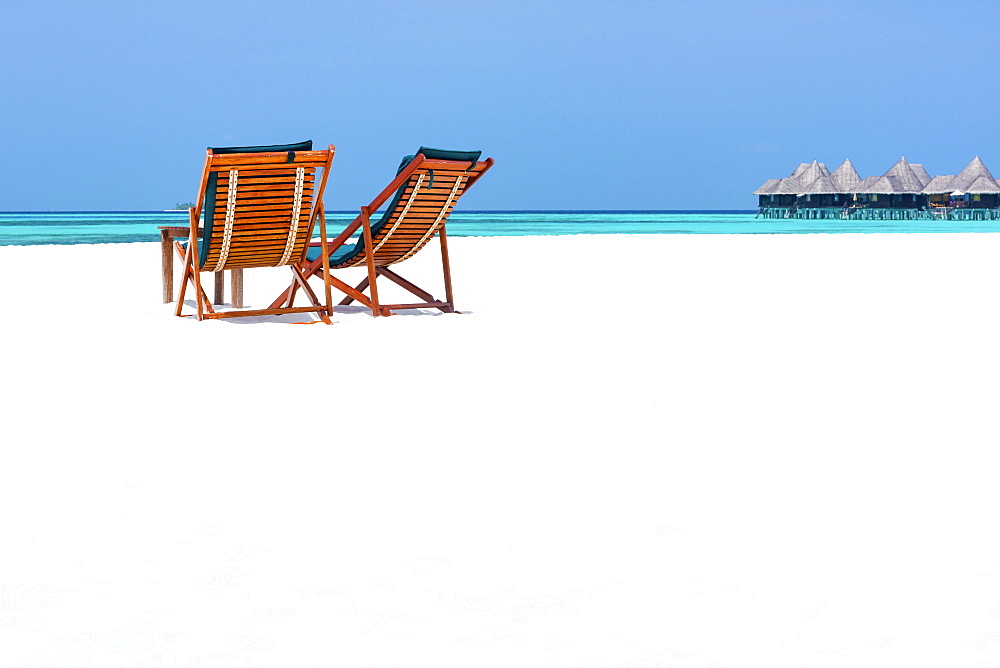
[{"left": 173, "top": 301, "right": 475, "bottom": 325}]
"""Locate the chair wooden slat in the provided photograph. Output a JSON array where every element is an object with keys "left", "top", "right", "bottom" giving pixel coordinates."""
[
  {"left": 217, "top": 173, "right": 315, "bottom": 182},
  {"left": 212, "top": 226, "right": 311, "bottom": 237},
  {"left": 217, "top": 170, "right": 319, "bottom": 180},
  {"left": 209, "top": 160, "right": 330, "bottom": 172},
  {"left": 220, "top": 189, "right": 316, "bottom": 198},
  {"left": 217, "top": 183, "right": 314, "bottom": 194},
  {"left": 209, "top": 150, "right": 332, "bottom": 166},
  {"left": 211, "top": 211, "right": 313, "bottom": 220}
]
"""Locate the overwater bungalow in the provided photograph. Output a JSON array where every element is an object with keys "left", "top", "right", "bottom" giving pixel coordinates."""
[
  {"left": 854, "top": 157, "right": 927, "bottom": 210},
  {"left": 923, "top": 157, "right": 1000, "bottom": 214},
  {"left": 755, "top": 156, "right": 1000, "bottom": 220},
  {"left": 755, "top": 159, "right": 860, "bottom": 216}
]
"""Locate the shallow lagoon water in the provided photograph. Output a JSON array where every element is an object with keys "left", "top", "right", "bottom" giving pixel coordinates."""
[{"left": 2, "top": 210, "right": 999, "bottom": 246}]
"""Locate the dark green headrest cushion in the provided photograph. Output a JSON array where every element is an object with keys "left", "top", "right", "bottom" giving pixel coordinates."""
[
  {"left": 209, "top": 140, "right": 313, "bottom": 154},
  {"left": 397, "top": 147, "right": 482, "bottom": 173},
  {"left": 416, "top": 146, "right": 482, "bottom": 162}
]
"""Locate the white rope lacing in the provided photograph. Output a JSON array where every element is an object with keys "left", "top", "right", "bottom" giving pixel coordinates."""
[
  {"left": 352, "top": 173, "right": 425, "bottom": 265},
  {"left": 211, "top": 169, "right": 239, "bottom": 271},
  {"left": 394, "top": 174, "right": 466, "bottom": 264},
  {"left": 277, "top": 167, "right": 306, "bottom": 266}
]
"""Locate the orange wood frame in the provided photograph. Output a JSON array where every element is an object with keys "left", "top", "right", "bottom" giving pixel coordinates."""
[
  {"left": 269, "top": 154, "right": 494, "bottom": 317},
  {"left": 175, "top": 146, "right": 336, "bottom": 323}
]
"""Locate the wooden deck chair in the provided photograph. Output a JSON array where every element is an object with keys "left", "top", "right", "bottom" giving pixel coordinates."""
[
  {"left": 270, "top": 147, "right": 493, "bottom": 316},
  {"left": 175, "top": 141, "right": 336, "bottom": 323}
]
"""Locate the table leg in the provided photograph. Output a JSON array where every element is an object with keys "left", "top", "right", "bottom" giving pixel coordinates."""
[
  {"left": 161, "top": 229, "right": 173, "bottom": 303},
  {"left": 231, "top": 269, "right": 244, "bottom": 308},
  {"left": 214, "top": 272, "right": 224, "bottom": 305}
]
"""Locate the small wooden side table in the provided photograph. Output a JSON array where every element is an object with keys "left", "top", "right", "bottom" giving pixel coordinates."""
[{"left": 159, "top": 226, "right": 243, "bottom": 308}]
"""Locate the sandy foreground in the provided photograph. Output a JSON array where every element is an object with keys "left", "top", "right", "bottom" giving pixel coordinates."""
[{"left": 1, "top": 233, "right": 999, "bottom": 666}]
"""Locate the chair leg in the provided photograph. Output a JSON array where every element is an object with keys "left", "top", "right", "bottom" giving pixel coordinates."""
[
  {"left": 376, "top": 267, "right": 453, "bottom": 314},
  {"left": 173, "top": 243, "right": 217, "bottom": 319},
  {"left": 175, "top": 266, "right": 190, "bottom": 317},
  {"left": 289, "top": 266, "right": 331, "bottom": 324},
  {"left": 359, "top": 207, "right": 381, "bottom": 317},
  {"left": 324, "top": 273, "right": 390, "bottom": 316},
  {"left": 377, "top": 267, "right": 435, "bottom": 302},
  {"left": 365, "top": 263, "right": 381, "bottom": 317},
  {"left": 193, "top": 267, "right": 207, "bottom": 320},
  {"left": 317, "top": 203, "right": 333, "bottom": 318},
  {"left": 338, "top": 277, "right": 369, "bottom": 306},
  {"left": 438, "top": 224, "right": 456, "bottom": 312},
  {"left": 175, "top": 244, "right": 192, "bottom": 317},
  {"left": 285, "top": 280, "right": 300, "bottom": 308}
]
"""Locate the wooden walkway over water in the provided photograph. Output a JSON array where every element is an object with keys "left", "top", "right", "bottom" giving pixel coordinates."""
[{"left": 757, "top": 207, "right": 1000, "bottom": 221}]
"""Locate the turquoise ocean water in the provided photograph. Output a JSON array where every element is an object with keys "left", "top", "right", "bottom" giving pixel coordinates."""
[{"left": 3, "top": 210, "right": 1000, "bottom": 246}]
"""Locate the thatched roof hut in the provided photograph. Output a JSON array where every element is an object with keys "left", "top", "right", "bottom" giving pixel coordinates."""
[
  {"left": 755, "top": 156, "right": 1000, "bottom": 217},
  {"left": 855, "top": 175, "right": 887, "bottom": 193},
  {"left": 831, "top": 159, "right": 862, "bottom": 192},
  {"left": 792, "top": 161, "right": 831, "bottom": 183},
  {"left": 945, "top": 157, "right": 998, "bottom": 193},
  {"left": 773, "top": 176, "right": 807, "bottom": 194},
  {"left": 800, "top": 175, "right": 841, "bottom": 194},
  {"left": 921, "top": 175, "right": 953, "bottom": 194},
  {"left": 752, "top": 179, "right": 782, "bottom": 196},
  {"left": 963, "top": 175, "right": 1000, "bottom": 194},
  {"left": 922, "top": 157, "right": 1000, "bottom": 194},
  {"left": 910, "top": 164, "right": 932, "bottom": 187},
  {"left": 875, "top": 157, "right": 925, "bottom": 193},
  {"left": 754, "top": 161, "right": 838, "bottom": 196}
]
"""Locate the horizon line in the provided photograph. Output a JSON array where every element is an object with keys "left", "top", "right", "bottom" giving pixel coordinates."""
[{"left": 0, "top": 209, "right": 758, "bottom": 214}]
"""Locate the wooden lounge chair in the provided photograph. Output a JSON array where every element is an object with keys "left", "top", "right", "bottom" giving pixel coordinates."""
[
  {"left": 175, "top": 141, "right": 335, "bottom": 323},
  {"left": 271, "top": 147, "right": 493, "bottom": 316}
]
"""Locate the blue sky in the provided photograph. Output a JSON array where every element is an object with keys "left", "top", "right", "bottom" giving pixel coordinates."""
[{"left": 2, "top": 0, "right": 999, "bottom": 210}]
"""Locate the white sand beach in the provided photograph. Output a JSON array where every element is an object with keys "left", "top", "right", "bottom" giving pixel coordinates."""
[{"left": 2, "top": 233, "right": 999, "bottom": 666}]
